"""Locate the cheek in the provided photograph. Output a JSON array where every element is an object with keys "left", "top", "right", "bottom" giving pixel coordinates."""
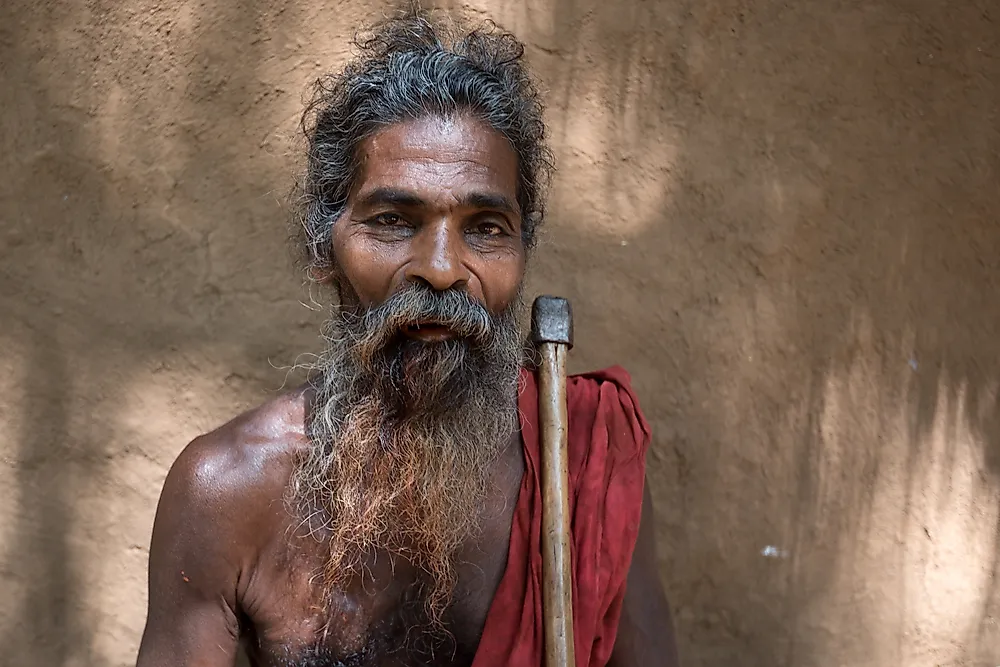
[
  {"left": 331, "top": 233, "right": 403, "bottom": 306},
  {"left": 479, "top": 251, "right": 526, "bottom": 313}
]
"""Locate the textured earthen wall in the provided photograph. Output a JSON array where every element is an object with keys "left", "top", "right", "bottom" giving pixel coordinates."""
[{"left": 1, "top": 0, "right": 998, "bottom": 665}]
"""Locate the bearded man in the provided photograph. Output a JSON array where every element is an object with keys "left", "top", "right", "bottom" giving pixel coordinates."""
[{"left": 137, "top": 11, "right": 679, "bottom": 667}]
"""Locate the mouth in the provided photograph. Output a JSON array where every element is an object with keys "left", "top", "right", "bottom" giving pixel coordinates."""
[{"left": 401, "top": 322, "right": 458, "bottom": 342}]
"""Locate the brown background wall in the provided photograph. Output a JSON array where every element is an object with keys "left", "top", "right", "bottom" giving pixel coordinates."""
[{"left": 1, "top": 0, "right": 998, "bottom": 665}]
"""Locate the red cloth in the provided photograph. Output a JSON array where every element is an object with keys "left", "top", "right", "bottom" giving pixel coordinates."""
[{"left": 471, "top": 366, "right": 651, "bottom": 667}]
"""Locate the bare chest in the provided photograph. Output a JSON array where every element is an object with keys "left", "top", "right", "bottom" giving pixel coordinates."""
[
  {"left": 242, "top": 535, "right": 511, "bottom": 667},
  {"left": 241, "top": 477, "right": 522, "bottom": 667}
]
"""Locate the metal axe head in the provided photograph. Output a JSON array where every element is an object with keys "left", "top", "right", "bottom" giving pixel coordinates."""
[{"left": 530, "top": 295, "right": 574, "bottom": 348}]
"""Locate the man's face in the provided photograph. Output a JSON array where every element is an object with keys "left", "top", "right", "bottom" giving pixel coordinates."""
[
  {"left": 330, "top": 114, "right": 526, "bottom": 323},
  {"left": 293, "top": 114, "right": 529, "bottom": 618}
]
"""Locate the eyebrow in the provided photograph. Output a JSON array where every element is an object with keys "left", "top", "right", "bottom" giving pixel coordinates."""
[
  {"left": 355, "top": 187, "right": 427, "bottom": 209},
  {"left": 460, "top": 191, "right": 520, "bottom": 216},
  {"left": 354, "top": 187, "right": 520, "bottom": 217}
]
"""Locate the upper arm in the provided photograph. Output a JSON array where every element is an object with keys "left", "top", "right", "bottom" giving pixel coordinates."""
[
  {"left": 608, "top": 480, "right": 681, "bottom": 667},
  {"left": 136, "top": 437, "right": 245, "bottom": 667}
]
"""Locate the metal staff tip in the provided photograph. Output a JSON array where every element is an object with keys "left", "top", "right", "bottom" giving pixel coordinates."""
[{"left": 530, "top": 295, "right": 574, "bottom": 348}]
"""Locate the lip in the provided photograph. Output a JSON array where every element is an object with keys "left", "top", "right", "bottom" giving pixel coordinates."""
[{"left": 401, "top": 323, "right": 457, "bottom": 342}]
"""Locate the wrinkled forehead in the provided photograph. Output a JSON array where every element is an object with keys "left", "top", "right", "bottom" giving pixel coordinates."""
[{"left": 353, "top": 115, "right": 520, "bottom": 208}]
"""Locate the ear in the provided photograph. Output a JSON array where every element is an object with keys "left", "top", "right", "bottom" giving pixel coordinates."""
[
  {"left": 308, "top": 265, "right": 337, "bottom": 286},
  {"left": 522, "top": 210, "right": 542, "bottom": 247},
  {"left": 309, "top": 238, "right": 342, "bottom": 286}
]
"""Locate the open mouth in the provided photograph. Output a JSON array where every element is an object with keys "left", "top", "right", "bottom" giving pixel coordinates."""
[{"left": 401, "top": 322, "right": 457, "bottom": 342}]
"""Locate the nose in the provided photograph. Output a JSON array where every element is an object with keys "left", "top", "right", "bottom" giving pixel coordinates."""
[{"left": 404, "top": 220, "right": 471, "bottom": 292}]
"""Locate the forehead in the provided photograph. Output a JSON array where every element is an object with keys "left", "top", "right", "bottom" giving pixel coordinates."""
[{"left": 354, "top": 115, "right": 519, "bottom": 206}]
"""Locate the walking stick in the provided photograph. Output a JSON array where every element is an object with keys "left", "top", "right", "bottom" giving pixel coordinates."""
[{"left": 530, "top": 295, "right": 576, "bottom": 667}]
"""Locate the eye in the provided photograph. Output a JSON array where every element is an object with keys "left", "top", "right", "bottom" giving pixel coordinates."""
[
  {"left": 471, "top": 221, "right": 505, "bottom": 237},
  {"left": 370, "top": 212, "right": 406, "bottom": 227}
]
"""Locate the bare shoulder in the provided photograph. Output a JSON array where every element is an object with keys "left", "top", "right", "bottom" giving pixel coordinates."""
[
  {"left": 149, "top": 386, "right": 312, "bottom": 594},
  {"left": 140, "top": 388, "right": 313, "bottom": 664},
  {"left": 164, "top": 386, "right": 311, "bottom": 515}
]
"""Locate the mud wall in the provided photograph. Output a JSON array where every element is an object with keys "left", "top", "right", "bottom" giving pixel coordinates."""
[{"left": 1, "top": 0, "right": 998, "bottom": 665}]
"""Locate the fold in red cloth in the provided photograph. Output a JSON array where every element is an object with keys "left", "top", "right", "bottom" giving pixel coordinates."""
[{"left": 472, "top": 366, "right": 652, "bottom": 667}]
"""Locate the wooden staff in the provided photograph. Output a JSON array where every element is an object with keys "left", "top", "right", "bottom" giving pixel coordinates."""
[{"left": 530, "top": 295, "right": 576, "bottom": 667}]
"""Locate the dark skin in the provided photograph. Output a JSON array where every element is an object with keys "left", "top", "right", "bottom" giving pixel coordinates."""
[{"left": 136, "top": 115, "right": 679, "bottom": 667}]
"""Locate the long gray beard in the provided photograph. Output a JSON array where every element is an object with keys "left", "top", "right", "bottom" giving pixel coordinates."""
[{"left": 288, "top": 283, "right": 525, "bottom": 620}]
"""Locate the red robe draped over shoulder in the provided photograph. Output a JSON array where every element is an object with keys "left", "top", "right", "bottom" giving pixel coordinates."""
[{"left": 471, "top": 366, "right": 651, "bottom": 667}]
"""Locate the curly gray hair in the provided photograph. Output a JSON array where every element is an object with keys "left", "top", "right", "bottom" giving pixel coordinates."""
[{"left": 296, "top": 11, "right": 554, "bottom": 277}]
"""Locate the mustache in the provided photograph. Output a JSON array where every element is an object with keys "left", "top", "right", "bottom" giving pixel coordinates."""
[
  {"left": 342, "top": 283, "right": 497, "bottom": 362},
  {"left": 296, "top": 283, "right": 525, "bottom": 625}
]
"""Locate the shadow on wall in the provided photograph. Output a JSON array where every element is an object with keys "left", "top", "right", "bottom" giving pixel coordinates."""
[
  {"left": 1, "top": 3, "right": 106, "bottom": 662},
  {"left": 0, "top": 0, "right": 333, "bottom": 664},
  {"left": 1, "top": 0, "right": 998, "bottom": 666},
  {"left": 6, "top": 336, "right": 89, "bottom": 664},
  {"left": 458, "top": 0, "right": 1000, "bottom": 665}
]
